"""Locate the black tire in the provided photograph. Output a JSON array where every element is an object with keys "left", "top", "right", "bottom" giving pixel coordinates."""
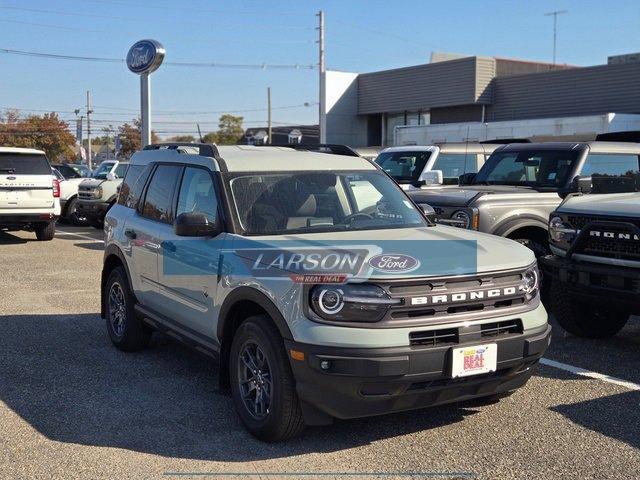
[
  {"left": 230, "top": 315, "right": 305, "bottom": 442},
  {"left": 65, "top": 197, "right": 84, "bottom": 225},
  {"left": 35, "top": 221, "right": 55, "bottom": 241},
  {"left": 550, "top": 279, "right": 629, "bottom": 338},
  {"left": 104, "top": 266, "right": 151, "bottom": 351}
]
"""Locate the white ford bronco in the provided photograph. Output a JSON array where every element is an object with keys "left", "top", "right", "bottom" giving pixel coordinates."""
[
  {"left": 77, "top": 160, "right": 129, "bottom": 228},
  {"left": 101, "top": 143, "right": 550, "bottom": 441},
  {"left": 0, "top": 147, "right": 60, "bottom": 240}
]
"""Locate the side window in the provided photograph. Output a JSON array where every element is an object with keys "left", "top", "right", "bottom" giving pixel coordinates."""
[
  {"left": 141, "top": 164, "right": 182, "bottom": 223},
  {"left": 581, "top": 154, "right": 640, "bottom": 177},
  {"left": 432, "top": 154, "right": 478, "bottom": 182},
  {"left": 176, "top": 167, "right": 219, "bottom": 223},
  {"left": 118, "top": 164, "right": 151, "bottom": 207}
]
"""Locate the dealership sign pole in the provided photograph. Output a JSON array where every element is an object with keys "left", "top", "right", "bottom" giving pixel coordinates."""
[{"left": 126, "top": 40, "right": 165, "bottom": 148}]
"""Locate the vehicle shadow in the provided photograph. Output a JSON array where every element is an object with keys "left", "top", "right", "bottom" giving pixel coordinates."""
[
  {"left": 536, "top": 363, "right": 640, "bottom": 449},
  {"left": 0, "top": 231, "right": 29, "bottom": 244},
  {"left": 0, "top": 313, "right": 479, "bottom": 461}
]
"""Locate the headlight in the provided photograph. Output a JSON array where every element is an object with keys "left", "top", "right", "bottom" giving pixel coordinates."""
[
  {"left": 521, "top": 265, "right": 539, "bottom": 301},
  {"left": 309, "top": 284, "right": 401, "bottom": 323},
  {"left": 549, "top": 216, "right": 576, "bottom": 244},
  {"left": 451, "top": 210, "right": 471, "bottom": 229}
]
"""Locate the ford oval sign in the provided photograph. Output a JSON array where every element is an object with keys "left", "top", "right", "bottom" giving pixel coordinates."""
[
  {"left": 368, "top": 253, "right": 420, "bottom": 273},
  {"left": 126, "top": 39, "right": 165, "bottom": 75}
]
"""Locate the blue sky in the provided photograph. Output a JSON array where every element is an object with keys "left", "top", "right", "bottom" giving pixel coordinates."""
[{"left": 0, "top": 0, "right": 638, "bottom": 137}]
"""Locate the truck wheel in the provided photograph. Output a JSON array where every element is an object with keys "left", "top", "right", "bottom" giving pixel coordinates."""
[
  {"left": 65, "top": 197, "right": 83, "bottom": 225},
  {"left": 35, "top": 222, "right": 55, "bottom": 241},
  {"left": 550, "top": 279, "right": 629, "bottom": 338},
  {"left": 104, "top": 266, "right": 151, "bottom": 351},
  {"left": 230, "top": 315, "right": 305, "bottom": 442}
]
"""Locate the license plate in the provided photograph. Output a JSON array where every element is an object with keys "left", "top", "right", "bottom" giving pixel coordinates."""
[{"left": 451, "top": 343, "right": 497, "bottom": 378}]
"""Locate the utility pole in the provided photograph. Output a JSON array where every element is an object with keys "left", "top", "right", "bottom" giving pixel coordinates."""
[
  {"left": 544, "top": 10, "right": 567, "bottom": 65},
  {"left": 317, "top": 10, "right": 326, "bottom": 143},
  {"left": 267, "top": 87, "right": 272, "bottom": 145},
  {"left": 197, "top": 123, "right": 203, "bottom": 142},
  {"left": 86, "top": 91, "right": 93, "bottom": 169}
]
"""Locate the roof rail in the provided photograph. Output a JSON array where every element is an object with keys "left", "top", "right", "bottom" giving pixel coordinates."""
[
  {"left": 143, "top": 142, "right": 221, "bottom": 159},
  {"left": 267, "top": 143, "right": 361, "bottom": 157}
]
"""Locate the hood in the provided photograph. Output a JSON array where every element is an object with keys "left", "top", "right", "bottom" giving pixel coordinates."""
[
  {"left": 558, "top": 192, "right": 640, "bottom": 217},
  {"left": 228, "top": 226, "right": 535, "bottom": 280},
  {"left": 79, "top": 178, "right": 105, "bottom": 188}
]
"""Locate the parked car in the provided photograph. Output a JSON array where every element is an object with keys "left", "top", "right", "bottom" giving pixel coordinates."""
[
  {"left": 51, "top": 163, "right": 91, "bottom": 179},
  {"left": 51, "top": 168, "right": 86, "bottom": 225},
  {"left": 77, "top": 160, "right": 129, "bottom": 228},
  {"left": 408, "top": 142, "right": 640, "bottom": 260},
  {"left": 541, "top": 185, "right": 640, "bottom": 338},
  {"left": 0, "top": 147, "right": 59, "bottom": 240},
  {"left": 375, "top": 143, "right": 499, "bottom": 190},
  {"left": 101, "top": 142, "right": 550, "bottom": 441}
]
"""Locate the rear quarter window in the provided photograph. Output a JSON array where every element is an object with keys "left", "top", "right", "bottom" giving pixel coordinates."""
[
  {"left": 117, "top": 164, "right": 152, "bottom": 208},
  {"left": 0, "top": 153, "right": 51, "bottom": 175}
]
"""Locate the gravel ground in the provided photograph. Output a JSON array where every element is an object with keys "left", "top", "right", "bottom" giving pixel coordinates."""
[{"left": 0, "top": 225, "right": 638, "bottom": 480}]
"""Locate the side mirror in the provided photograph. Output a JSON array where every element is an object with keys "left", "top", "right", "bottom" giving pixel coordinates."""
[
  {"left": 106, "top": 172, "right": 117, "bottom": 181},
  {"left": 559, "top": 175, "right": 592, "bottom": 199},
  {"left": 459, "top": 172, "right": 476, "bottom": 185},
  {"left": 420, "top": 170, "right": 443, "bottom": 186},
  {"left": 174, "top": 212, "right": 220, "bottom": 237},
  {"left": 419, "top": 203, "right": 438, "bottom": 223}
]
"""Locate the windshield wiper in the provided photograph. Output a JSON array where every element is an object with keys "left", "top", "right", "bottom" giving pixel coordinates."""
[{"left": 0, "top": 168, "right": 16, "bottom": 173}]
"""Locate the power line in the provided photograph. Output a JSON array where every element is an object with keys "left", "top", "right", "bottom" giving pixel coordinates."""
[
  {"left": 0, "top": 48, "right": 316, "bottom": 70},
  {"left": 0, "top": 6, "right": 312, "bottom": 29}
]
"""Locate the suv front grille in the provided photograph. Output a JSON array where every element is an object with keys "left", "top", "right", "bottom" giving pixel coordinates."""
[
  {"left": 376, "top": 267, "right": 532, "bottom": 325},
  {"left": 566, "top": 215, "right": 640, "bottom": 261},
  {"left": 409, "top": 328, "right": 458, "bottom": 347},
  {"left": 481, "top": 319, "right": 523, "bottom": 338},
  {"left": 409, "top": 319, "right": 523, "bottom": 348}
]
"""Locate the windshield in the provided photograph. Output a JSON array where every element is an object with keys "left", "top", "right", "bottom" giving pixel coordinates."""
[
  {"left": 375, "top": 151, "right": 431, "bottom": 183},
  {"left": 230, "top": 171, "right": 426, "bottom": 235},
  {"left": 474, "top": 149, "right": 580, "bottom": 189},
  {"left": 114, "top": 163, "right": 129, "bottom": 178},
  {"left": 93, "top": 162, "right": 116, "bottom": 179},
  {"left": 0, "top": 153, "right": 51, "bottom": 175}
]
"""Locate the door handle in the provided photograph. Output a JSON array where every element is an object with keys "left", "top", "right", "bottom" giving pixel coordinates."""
[{"left": 124, "top": 229, "right": 137, "bottom": 240}]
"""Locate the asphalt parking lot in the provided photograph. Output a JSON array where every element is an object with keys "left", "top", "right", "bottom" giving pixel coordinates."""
[{"left": 1, "top": 224, "right": 639, "bottom": 480}]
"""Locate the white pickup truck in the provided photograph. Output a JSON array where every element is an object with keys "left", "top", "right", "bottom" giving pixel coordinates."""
[{"left": 0, "top": 147, "right": 60, "bottom": 240}]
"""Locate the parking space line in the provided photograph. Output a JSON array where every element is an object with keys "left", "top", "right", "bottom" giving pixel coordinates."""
[
  {"left": 55, "top": 230, "right": 104, "bottom": 242},
  {"left": 541, "top": 358, "right": 640, "bottom": 391}
]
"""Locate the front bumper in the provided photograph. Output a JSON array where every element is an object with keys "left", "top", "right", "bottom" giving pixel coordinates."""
[
  {"left": 541, "top": 254, "right": 640, "bottom": 310},
  {"left": 77, "top": 201, "right": 110, "bottom": 221},
  {"left": 286, "top": 323, "right": 551, "bottom": 423}
]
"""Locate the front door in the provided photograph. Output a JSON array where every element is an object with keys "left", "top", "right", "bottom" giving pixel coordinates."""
[{"left": 157, "top": 166, "right": 224, "bottom": 339}]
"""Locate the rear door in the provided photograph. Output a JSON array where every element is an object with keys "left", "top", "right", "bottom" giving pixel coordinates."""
[
  {"left": 0, "top": 152, "right": 54, "bottom": 210},
  {"left": 125, "top": 163, "right": 182, "bottom": 308}
]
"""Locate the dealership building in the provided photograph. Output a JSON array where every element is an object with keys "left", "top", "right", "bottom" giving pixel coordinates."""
[{"left": 323, "top": 53, "right": 640, "bottom": 147}]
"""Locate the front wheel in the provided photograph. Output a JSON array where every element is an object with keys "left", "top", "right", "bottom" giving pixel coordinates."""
[
  {"left": 230, "top": 315, "right": 305, "bottom": 442},
  {"left": 550, "top": 279, "right": 629, "bottom": 338}
]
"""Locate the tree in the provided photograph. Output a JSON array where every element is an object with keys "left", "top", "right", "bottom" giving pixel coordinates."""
[
  {"left": 214, "top": 114, "right": 244, "bottom": 145},
  {"left": 0, "top": 110, "right": 76, "bottom": 160},
  {"left": 117, "top": 119, "right": 159, "bottom": 158},
  {"left": 201, "top": 132, "right": 217, "bottom": 144},
  {"left": 168, "top": 135, "right": 195, "bottom": 143}
]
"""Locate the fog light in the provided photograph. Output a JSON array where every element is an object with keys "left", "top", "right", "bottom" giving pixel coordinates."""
[{"left": 320, "top": 360, "right": 331, "bottom": 371}]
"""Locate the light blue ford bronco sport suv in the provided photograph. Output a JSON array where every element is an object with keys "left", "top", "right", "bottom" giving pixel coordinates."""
[{"left": 101, "top": 142, "right": 550, "bottom": 441}]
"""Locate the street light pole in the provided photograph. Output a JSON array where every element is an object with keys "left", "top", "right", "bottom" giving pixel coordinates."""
[
  {"left": 317, "top": 10, "right": 326, "bottom": 143},
  {"left": 86, "top": 90, "right": 93, "bottom": 170},
  {"left": 544, "top": 10, "right": 568, "bottom": 65}
]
